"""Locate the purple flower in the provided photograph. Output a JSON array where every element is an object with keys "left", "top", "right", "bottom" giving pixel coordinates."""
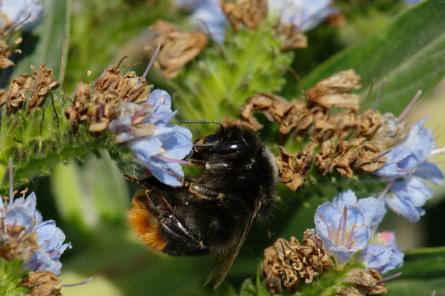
[
  {"left": 361, "top": 231, "right": 404, "bottom": 273},
  {"left": 0, "top": 0, "right": 43, "bottom": 30},
  {"left": 130, "top": 125, "right": 193, "bottom": 187},
  {"left": 376, "top": 121, "right": 444, "bottom": 222},
  {"left": 314, "top": 190, "right": 386, "bottom": 263},
  {"left": 0, "top": 193, "right": 71, "bottom": 275}
]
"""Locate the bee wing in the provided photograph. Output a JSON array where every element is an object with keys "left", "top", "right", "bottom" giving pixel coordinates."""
[{"left": 206, "top": 199, "right": 262, "bottom": 289}]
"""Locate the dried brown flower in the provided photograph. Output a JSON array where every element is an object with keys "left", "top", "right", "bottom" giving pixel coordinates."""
[
  {"left": 22, "top": 271, "right": 62, "bottom": 296},
  {"left": 149, "top": 20, "right": 208, "bottom": 79},
  {"left": 239, "top": 70, "right": 403, "bottom": 190},
  {"left": 0, "top": 39, "right": 14, "bottom": 69},
  {"left": 221, "top": 0, "right": 268, "bottom": 31},
  {"left": 65, "top": 64, "right": 151, "bottom": 133},
  {"left": 0, "top": 65, "right": 59, "bottom": 112},
  {"left": 0, "top": 225, "right": 38, "bottom": 263},
  {"left": 307, "top": 70, "right": 361, "bottom": 111},
  {"left": 263, "top": 229, "right": 333, "bottom": 294},
  {"left": 275, "top": 23, "right": 308, "bottom": 51},
  {"left": 277, "top": 144, "right": 316, "bottom": 191},
  {"left": 338, "top": 268, "right": 387, "bottom": 295}
]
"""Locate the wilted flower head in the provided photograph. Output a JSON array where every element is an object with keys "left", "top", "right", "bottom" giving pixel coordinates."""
[
  {"left": 0, "top": 0, "right": 43, "bottom": 31},
  {"left": 376, "top": 121, "right": 444, "bottom": 222},
  {"left": 0, "top": 193, "right": 71, "bottom": 275},
  {"left": 361, "top": 231, "right": 404, "bottom": 273},
  {"left": 314, "top": 190, "right": 386, "bottom": 263}
]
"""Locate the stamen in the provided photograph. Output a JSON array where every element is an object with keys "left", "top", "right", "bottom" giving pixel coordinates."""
[
  {"left": 5, "top": 13, "right": 31, "bottom": 35},
  {"left": 142, "top": 43, "right": 161, "bottom": 79},
  {"left": 379, "top": 181, "right": 394, "bottom": 200},
  {"left": 340, "top": 207, "right": 348, "bottom": 246},
  {"left": 373, "top": 78, "right": 387, "bottom": 110},
  {"left": 62, "top": 277, "right": 94, "bottom": 288},
  {"left": 431, "top": 146, "right": 445, "bottom": 156},
  {"left": 8, "top": 158, "right": 13, "bottom": 202},
  {"left": 379, "top": 272, "right": 402, "bottom": 283},
  {"left": 398, "top": 90, "right": 423, "bottom": 122}
]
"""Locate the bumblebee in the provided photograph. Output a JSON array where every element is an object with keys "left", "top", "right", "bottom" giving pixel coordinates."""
[{"left": 127, "top": 124, "right": 278, "bottom": 287}]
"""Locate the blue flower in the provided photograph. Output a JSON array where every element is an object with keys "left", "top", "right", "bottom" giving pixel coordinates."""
[
  {"left": 130, "top": 125, "right": 193, "bottom": 187},
  {"left": 110, "top": 88, "right": 193, "bottom": 187},
  {"left": 269, "top": 0, "right": 337, "bottom": 32},
  {"left": 375, "top": 121, "right": 444, "bottom": 222},
  {"left": 0, "top": 193, "right": 71, "bottom": 275},
  {"left": 0, "top": 0, "right": 43, "bottom": 31},
  {"left": 314, "top": 190, "right": 386, "bottom": 263},
  {"left": 376, "top": 121, "right": 439, "bottom": 179},
  {"left": 146, "top": 89, "right": 177, "bottom": 125},
  {"left": 361, "top": 231, "right": 404, "bottom": 273},
  {"left": 385, "top": 177, "right": 433, "bottom": 222}
]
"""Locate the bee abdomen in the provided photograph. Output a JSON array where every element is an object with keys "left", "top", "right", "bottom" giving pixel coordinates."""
[{"left": 127, "top": 197, "right": 167, "bottom": 252}]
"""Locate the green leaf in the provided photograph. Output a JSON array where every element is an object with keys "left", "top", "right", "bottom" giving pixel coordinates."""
[
  {"left": 51, "top": 151, "right": 129, "bottom": 234},
  {"left": 13, "top": 0, "right": 71, "bottom": 82},
  {"left": 0, "top": 259, "right": 28, "bottom": 296},
  {"left": 386, "top": 247, "right": 445, "bottom": 295},
  {"left": 302, "top": 0, "right": 445, "bottom": 114}
]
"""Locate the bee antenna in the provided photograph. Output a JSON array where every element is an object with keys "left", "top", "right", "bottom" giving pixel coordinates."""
[{"left": 178, "top": 120, "right": 222, "bottom": 127}]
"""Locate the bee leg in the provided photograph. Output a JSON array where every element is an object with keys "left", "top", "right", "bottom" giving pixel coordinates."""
[
  {"left": 159, "top": 213, "right": 209, "bottom": 256},
  {"left": 185, "top": 182, "right": 225, "bottom": 201}
]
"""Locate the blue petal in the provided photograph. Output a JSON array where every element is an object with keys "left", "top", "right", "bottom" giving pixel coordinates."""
[
  {"left": 147, "top": 159, "right": 184, "bottom": 187},
  {"left": 333, "top": 190, "right": 357, "bottom": 208},
  {"left": 403, "top": 120, "right": 434, "bottom": 163},
  {"left": 314, "top": 203, "right": 341, "bottom": 242},
  {"left": 357, "top": 197, "right": 386, "bottom": 231},
  {"left": 129, "top": 136, "right": 163, "bottom": 161},
  {"left": 385, "top": 178, "right": 433, "bottom": 223},
  {"left": 415, "top": 161, "right": 444, "bottom": 185},
  {"left": 157, "top": 126, "right": 193, "bottom": 160}
]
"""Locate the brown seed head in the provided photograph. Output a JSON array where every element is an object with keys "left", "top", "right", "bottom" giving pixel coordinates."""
[
  {"left": 0, "top": 224, "right": 38, "bottom": 263},
  {"left": 149, "top": 20, "right": 208, "bottom": 79},
  {"left": 22, "top": 271, "right": 62, "bottom": 296},
  {"left": 263, "top": 229, "right": 334, "bottom": 294},
  {"left": 338, "top": 268, "right": 387, "bottom": 295},
  {"left": 0, "top": 65, "right": 58, "bottom": 112},
  {"left": 221, "top": 0, "right": 268, "bottom": 31}
]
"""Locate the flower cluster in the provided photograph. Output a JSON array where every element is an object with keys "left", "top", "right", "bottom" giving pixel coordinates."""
[
  {"left": 0, "top": 192, "right": 71, "bottom": 275},
  {"left": 110, "top": 89, "right": 193, "bottom": 187},
  {"left": 376, "top": 120, "right": 444, "bottom": 222},
  {"left": 175, "top": 0, "right": 337, "bottom": 43}
]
